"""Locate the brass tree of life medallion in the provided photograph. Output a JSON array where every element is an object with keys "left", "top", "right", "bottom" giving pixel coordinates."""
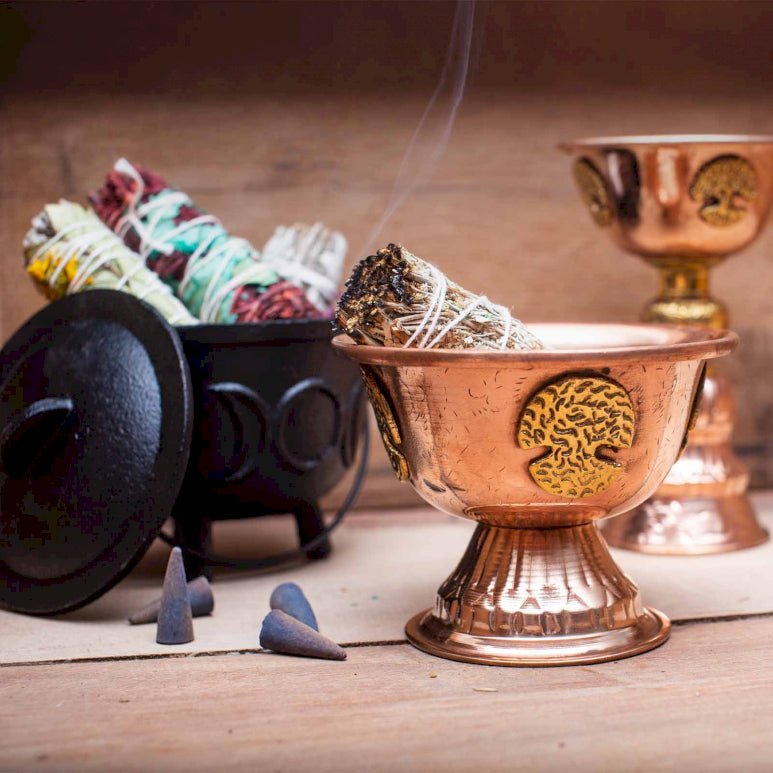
[
  {"left": 517, "top": 374, "right": 635, "bottom": 498},
  {"left": 689, "top": 154, "right": 757, "bottom": 227},
  {"left": 572, "top": 158, "right": 614, "bottom": 226},
  {"left": 360, "top": 366, "right": 410, "bottom": 481}
]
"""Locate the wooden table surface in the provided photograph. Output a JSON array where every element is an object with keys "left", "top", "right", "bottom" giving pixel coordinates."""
[{"left": 3, "top": 497, "right": 773, "bottom": 772}]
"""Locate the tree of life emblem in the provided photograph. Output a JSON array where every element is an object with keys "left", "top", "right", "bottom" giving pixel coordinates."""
[
  {"left": 517, "top": 374, "right": 635, "bottom": 498},
  {"left": 689, "top": 154, "right": 757, "bottom": 227}
]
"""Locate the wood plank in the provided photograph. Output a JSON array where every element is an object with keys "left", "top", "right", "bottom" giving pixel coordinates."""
[
  {"left": 4, "top": 2, "right": 773, "bottom": 495},
  {"left": 3, "top": 91, "right": 773, "bottom": 487},
  {"left": 5, "top": 2, "right": 773, "bottom": 100},
  {"left": 1, "top": 494, "right": 772, "bottom": 666},
  {"left": 2, "top": 616, "right": 773, "bottom": 772},
  {"left": 5, "top": 92, "right": 773, "bottom": 336}
]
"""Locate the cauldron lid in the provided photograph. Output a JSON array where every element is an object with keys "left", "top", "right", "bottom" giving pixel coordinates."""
[{"left": 0, "top": 291, "right": 193, "bottom": 614}]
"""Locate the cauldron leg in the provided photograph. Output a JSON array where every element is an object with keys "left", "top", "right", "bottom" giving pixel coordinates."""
[
  {"left": 173, "top": 505, "right": 213, "bottom": 581},
  {"left": 294, "top": 501, "right": 331, "bottom": 560}
]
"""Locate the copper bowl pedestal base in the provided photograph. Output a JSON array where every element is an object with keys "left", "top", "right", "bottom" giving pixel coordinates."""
[
  {"left": 602, "top": 372, "right": 768, "bottom": 554},
  {"left": 406, "top": 523, "right": 670, "bottom": 667},
  {"left": 561, "top": 135, "right": 773, "bottom": 555},
  {"left": 603, "top": 495, "right": 767, "bottom": 555}
]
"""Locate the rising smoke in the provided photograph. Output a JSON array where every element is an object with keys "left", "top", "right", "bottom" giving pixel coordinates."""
[{"left": 363, "top": 0, "right": 476, "bottom": 254}]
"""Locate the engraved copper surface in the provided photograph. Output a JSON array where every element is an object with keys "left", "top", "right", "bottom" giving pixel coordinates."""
[
  {"left": 603, "top": 371, "right": 768, "bottom": 554},
  {"left": 335, "top": 323, "right": 736, "bottom": 666},
  {"left": 517, "top": 375, "right": 635, "bottom": 498},
  {"left": 560, "top": 134, "right": 773, "bottom": 258},
  {"left": 560, "top": 135, "right": 773, "bottom": 553},
  {"left": 679, "top": 361, "right": 706, "bottom": 455}
]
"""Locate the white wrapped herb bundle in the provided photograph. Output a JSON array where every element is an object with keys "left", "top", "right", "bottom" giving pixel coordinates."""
[
  {"left": 336, "top": 244, "right": 543, "bottom": 351},
  {"left": 262, "top": 222, "right": 348, "bottom": 313},
  {"left": 24, "top": 201, "right": 198, "bottom": 326}
]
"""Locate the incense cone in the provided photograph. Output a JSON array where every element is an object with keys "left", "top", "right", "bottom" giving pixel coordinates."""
[
  {"left": 259, "top": 610, "right": 346, "bottom": 661},
  {"left": 156, "top": 547, "right": 194, "bottom": 645},
  {"left": 269, "top": 582, "right": 318, "bottom": 631},
  {"left": 129, "top": 576, "right": 214, "bottom": 625}
]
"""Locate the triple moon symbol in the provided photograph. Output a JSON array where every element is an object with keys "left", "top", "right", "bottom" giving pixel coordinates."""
[
  {"left": 689, "top": 154, "right": 757, "bottom": 227},
  {"left": 517, "top": 374, "right": 636, "bottom": 499},
  {"left": 207, "top": 378, "right": 358, "bottom": 482},
  {"left": 359, "top": 366, "right": 410, "bottom": 482}
]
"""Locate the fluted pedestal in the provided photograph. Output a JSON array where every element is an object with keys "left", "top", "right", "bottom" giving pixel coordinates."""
[
  {"left": 406, "top": 522, "right": 670, "bottom": 667},
  {"left": 603, "top": 372, "right": 768, "bottom": 554}
]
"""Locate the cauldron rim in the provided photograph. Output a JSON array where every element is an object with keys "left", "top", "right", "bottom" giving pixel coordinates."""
[{"left": 176, "top": 317, "right": 335, "bottom": 346}]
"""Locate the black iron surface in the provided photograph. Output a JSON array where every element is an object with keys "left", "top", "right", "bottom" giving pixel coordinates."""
[
  {"left": 174, "top": 319, "right": 367, "bottom": 577},
  {"left": 0, "top": 291, "right": 193, "bottom": 615},
  {"left": 0, "top": 295, "right": 367, "bottom": 614}
]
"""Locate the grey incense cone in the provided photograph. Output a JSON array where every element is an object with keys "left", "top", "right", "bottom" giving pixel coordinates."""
[
  {"left": 269, "top": 582, "right": 319, "bottom": 631},
  {"left": 129, "top": 576, "right": 214, "bottom": 625},
  {"left": 156, "top": 547, "right": 194, "bottom": 645},
  {"left": 260, "top": 610, "right": 346, "bottom": 661}
]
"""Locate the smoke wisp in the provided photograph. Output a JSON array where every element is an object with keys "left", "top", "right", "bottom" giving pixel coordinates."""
[{"left": 363, "top": 0, "right": 476, "bottom": 254}]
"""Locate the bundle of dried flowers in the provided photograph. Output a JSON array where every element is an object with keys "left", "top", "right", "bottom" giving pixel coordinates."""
[{"left": 24, "top": 201, "right": 198, "bottom": 326}]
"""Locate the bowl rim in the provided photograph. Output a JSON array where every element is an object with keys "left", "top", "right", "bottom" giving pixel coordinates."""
[
  {"left": 332, "top": 322, "right": 738, "bottom": 367},
  {"left": 559, "top": 134, "right": 773, "bottom": 152}
]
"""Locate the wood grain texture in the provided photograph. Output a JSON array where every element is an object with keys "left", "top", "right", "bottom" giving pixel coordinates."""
[
  {"left": 2, "top": 1, "right": 772, "bottom": 495},
  {"left": 2, "top": 616, "right": 773, "bottom": 772},
  {"left": 4, "top": 1, "right": 773, "bottom": 97},
  {"left": 1, "top": 494, "right": 772, "bottom": 666}
]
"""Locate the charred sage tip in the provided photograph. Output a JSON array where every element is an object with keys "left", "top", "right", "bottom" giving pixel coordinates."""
[{"left": 335, "top": 244, "right": 544, "bottom": 351}]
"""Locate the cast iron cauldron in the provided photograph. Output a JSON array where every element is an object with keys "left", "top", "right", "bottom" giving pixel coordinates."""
[
  {"left": 172, "top": 318, "right": 368, "bottom": 578},
  {"left": 0, "top": 290, "right": 368, "bottom": 615}
]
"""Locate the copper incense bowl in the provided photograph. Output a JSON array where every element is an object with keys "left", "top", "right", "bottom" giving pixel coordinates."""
[
  {"left": 560, "top": 135, "right": 773, "bottom": 554},
  {"left": 335, "top": 323, "right": 736, "bottom": 666}
]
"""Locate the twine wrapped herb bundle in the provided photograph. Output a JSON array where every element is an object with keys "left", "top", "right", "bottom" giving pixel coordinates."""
[
  {"left": 89, "top": 159, "right": 322, "bottom": 323},
  {"left": 262, "top": 222, "right": 347, "bottom": 313},
  {"left": 336, "top": 244, "right": 544, "bottom": 351},
  {"left": 24, "top": 201, "right": 198, "bottom": 326}
]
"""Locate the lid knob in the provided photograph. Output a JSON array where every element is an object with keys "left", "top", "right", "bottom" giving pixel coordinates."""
[{"left": 0, "top": 397, "right": 74, "bottom": 480}]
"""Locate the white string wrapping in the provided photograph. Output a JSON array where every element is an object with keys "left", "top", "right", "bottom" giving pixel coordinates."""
[
  {"left": 111, "top": 160, "right": 340, "bottom": 318},
  {"left": 111, "top": 160, "right": 279, "bottom": 322},
  {"left": 336, "top": 245, "right": 543, "bottom": 352},
  {"left": 262, "top": 222, "right": 347, "bottom": 311},
  {"left": 24, "top": 206, "right": 196, "bottom": 326},
  {"left": 401, "top": 263, "right": 517, "bottom": 350}
]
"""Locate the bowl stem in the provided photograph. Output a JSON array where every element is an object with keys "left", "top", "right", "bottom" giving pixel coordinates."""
[{"left": 406, "top": 522, "right": 670, "bottom": 666}]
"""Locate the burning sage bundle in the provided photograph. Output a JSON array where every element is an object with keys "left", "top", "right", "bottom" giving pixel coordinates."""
[
  {"left": 24, "top": 201, "right": 198, "bottom": 326},
  {"left": 89, "top": 159, "right": 324, "bottom": 323},
  {"left": 336, "top": 244, "right": 544, "bottom": 351}
]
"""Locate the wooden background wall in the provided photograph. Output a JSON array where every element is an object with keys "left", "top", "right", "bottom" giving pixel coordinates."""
[{"left": 2, "top": 1, "right": 773, "bottom": 506}]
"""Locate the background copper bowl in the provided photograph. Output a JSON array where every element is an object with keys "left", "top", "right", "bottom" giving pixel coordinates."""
[{"left": 559, "top": 135, "right": 773, "bottom": 261}]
